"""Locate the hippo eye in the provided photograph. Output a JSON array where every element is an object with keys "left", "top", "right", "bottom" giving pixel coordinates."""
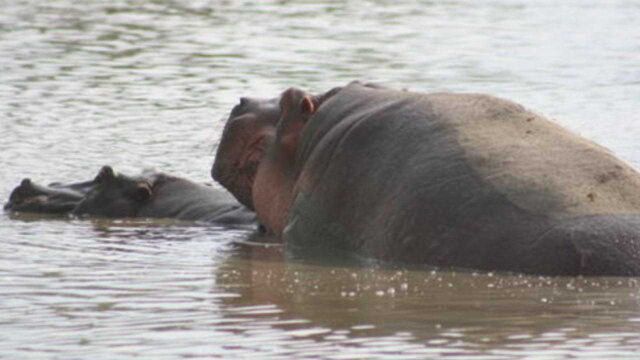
[{"left": 131, "top": 182, "right": 152, "bottom": 202}]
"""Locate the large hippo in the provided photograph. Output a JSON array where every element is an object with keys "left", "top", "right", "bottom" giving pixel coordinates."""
[
  {"left": 6, "top": 166, "right": 257, "bottom": 227},
  {"left": 212, "top": 82, "right": 640, "bottom": 276}
]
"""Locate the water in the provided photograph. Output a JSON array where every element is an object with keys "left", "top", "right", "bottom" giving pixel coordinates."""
[{"left": 1, "top": 0, "right": 640, "bottom": 358}]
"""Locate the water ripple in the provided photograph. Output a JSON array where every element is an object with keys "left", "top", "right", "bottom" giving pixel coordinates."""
[{"left": 2, "top": 0, "right": 640, "bottom": 358}]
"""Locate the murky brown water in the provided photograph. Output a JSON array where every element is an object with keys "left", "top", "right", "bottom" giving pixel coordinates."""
[{"left": 1, "top": 0, "right": 640, "bottom": 358}]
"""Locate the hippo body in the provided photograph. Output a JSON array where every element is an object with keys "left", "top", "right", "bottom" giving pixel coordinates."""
[
  {"left": 6, "top": 166, "right": 257, "bottom": 227},
  {"left": 216, "top": 82, "right": 640, "bottom": 276}
]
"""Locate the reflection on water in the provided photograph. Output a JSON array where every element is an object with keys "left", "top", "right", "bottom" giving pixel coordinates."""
[
  {"left": 1, "top": 0, "right": 640, "bottom": 358},
  {"left": 216, "top": 254, "right": 640, "bottom": 359}
]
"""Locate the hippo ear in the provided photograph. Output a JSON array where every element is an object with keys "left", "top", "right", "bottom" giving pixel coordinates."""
[
  {"left": 300, "top": 96, "right": 316, "bottom": 116},
  {"left": 96, "top": 166, "right": 116, "bottom": 183},
  {"left": 133, "top": 182, "right": 152, "bottom": 202}
]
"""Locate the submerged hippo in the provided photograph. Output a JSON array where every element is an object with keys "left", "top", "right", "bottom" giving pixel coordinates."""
[
  {"left": 212, "top": 82, "right": 640, "bottom": 276},
  {"left": 6, "top": 166, "right": 257, "bottom": 227}
]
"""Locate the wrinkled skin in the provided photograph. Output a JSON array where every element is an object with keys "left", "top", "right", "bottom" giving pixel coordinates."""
[
  {"left": 211, "top": 96, "right": 281, "bottom": 210},
  {"left": 4, "top": 177, "right": 95, "bottom": 214},
  {"left": 217, "top": 82, "right": 640, "bottom": 276},
  {"left": 252, "top": 88, "right": 322, "bottom": 235},
  {"left": 6, "top": 166, "right": 257, "bottom": 227},
  {"left": 211, "top": 88, "right": 342, "bottom": 210}
]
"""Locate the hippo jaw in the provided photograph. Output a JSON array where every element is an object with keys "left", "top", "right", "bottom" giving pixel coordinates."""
[
  {"left": 211, "top": 90, "right": 339, "bottom": 212},
  {"left": 212, "top": 97, "right": 281, "bottom": 210},
  {"left": 212, "top": 132, "right": 272, "bottom": 211}
]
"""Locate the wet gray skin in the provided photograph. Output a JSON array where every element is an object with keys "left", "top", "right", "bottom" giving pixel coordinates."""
[
  {"left": 5, "top": 166, "right": 258, "bottom": 227},
  {"left": 72, "top": 166, "right": 257, "bottom": 226},
  {"left": 232, "top": 82, "right": 640, "bottom": 276},
  {"left": 4, "top": 177, "right": 96, "bottom": 214}
]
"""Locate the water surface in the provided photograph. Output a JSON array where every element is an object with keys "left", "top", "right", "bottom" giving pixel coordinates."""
[{"left": 1, "top": 0, "right": 640, "bottom": 358}]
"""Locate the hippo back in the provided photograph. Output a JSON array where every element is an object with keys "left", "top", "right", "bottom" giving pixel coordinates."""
[
  {"left": 285, "top": 83, "right": 640, "bottom": 275},
  {"left": 138, "top": 174, "right": 256, "bottom": 225}
]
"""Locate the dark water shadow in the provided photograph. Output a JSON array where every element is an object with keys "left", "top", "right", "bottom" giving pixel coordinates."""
[{"left": 211, "top": 236, "right": 640, "bottom": 355}]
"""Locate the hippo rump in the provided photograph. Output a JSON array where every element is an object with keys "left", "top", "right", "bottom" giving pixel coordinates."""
[
  {"left": 212, "top": 81, "right": 640, "bottom": 276},
  {"left": 6, "top": 166, "right": 257, "bottom": 227}
]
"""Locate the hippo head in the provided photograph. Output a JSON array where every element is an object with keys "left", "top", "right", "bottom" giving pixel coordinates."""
[
  {"left": 247, "top": 87, "right": 331, "bottom": 234},
  {"left": 72, "top": 166, "right": 153, "bottom": 218},
  {"left": 5, "top": 178, "right": 49, "bottom": 211},
  {"left": 211, "top": 97, "right": 281, "bottom": 210},
  {"left": 4, "top": 178, "right": 89, "bottom": 214},
  {"left": 211, "top": 87, "right": 345, "bottom": 210}
]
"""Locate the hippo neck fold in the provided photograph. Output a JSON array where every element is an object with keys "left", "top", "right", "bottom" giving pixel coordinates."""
[{"left": 253, "top": 140, "right": 298, "bottom": 235}]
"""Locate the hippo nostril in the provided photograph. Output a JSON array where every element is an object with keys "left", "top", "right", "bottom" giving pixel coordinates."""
[
  {"left": 20, "top": 178, "right": 32, "bottom": 188},
  {"left": 239, "top": 97, "right": 249, "bottom": 107}
]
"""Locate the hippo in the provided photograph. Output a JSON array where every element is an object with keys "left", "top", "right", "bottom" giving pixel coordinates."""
[
  {"left": 212, "top": 82, "right": 640, "bottom": 276},
  {"left": 73, "top": 166, "right": 256, "bottom": 225},
  {"left": 6, "top": 166, "right": 257, "bottom": 227}
]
